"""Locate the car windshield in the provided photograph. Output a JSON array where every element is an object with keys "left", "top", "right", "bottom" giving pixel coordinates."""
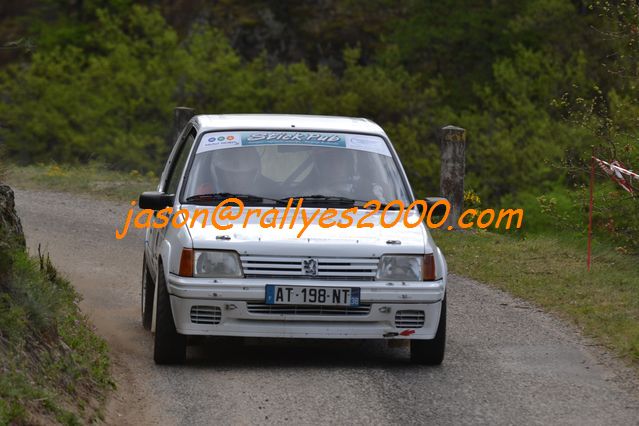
[{"left": 181, "top": 131, "right": 410, "bottom": 206}]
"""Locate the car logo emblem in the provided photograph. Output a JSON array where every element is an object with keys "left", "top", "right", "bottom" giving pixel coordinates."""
[{"left": 302, "top": 258, "right": 318, "bottom": 276}]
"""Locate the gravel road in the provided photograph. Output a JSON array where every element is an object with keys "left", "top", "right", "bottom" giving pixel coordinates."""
[{"left": 14, "top": 188, "right": 639, "bottom": 425}]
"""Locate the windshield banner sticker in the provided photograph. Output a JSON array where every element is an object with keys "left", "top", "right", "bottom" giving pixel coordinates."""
[
  {"left": 243, "top": 132, "right": 345, "bottom": 146},
  {"left": 197, "top": 131, "right": 391, "bottom": 156}
]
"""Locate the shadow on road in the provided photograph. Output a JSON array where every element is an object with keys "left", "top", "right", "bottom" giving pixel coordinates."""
[{"left": 185, "top": 337, "right": 424, "bottom": 369}]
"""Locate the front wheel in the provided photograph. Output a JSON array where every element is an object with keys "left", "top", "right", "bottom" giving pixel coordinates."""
[
  {"left": 153, "top": 268, "right": 186, "bottom": 364},
  {"left": 410, "top": 297, "right": 446, "bottom": 365}
]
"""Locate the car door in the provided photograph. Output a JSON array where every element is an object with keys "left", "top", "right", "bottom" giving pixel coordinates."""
[{"left": 148, "top": 127, "right": 197, "bottom": 275}]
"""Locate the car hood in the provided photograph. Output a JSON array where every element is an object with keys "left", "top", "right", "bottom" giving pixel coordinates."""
[{"left": 180, "top": 205, "right": 429, "bottom": 257}]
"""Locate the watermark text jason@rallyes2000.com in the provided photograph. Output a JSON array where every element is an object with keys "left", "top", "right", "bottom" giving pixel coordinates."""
[{"left": 115, "top": 197, "right": 523, "bottom": 239}]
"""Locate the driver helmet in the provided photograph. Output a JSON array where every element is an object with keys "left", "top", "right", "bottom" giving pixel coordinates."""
[{"left": 210, "top": 147, "right": 261, "bottom": 191}]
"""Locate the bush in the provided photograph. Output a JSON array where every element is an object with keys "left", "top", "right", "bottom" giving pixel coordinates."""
[{"left": 0, "top": 6, "right": 178, "bottom": 171}]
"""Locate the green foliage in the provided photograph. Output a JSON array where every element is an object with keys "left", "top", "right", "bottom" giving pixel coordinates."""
[
  {"left": 589, "top": 182, "right": 639, "bottom": 251},
  {"left": 457, "top": 46, "right": 595, "bottom": 201},
  {"left": 0, "top": 6, "right": 178, "bottom": 171}
]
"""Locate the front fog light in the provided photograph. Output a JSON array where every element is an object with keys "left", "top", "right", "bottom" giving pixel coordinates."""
[
  {"left": 376, "top": 255, "right": 423, "bottom": 281},
  {"left": 194, "top": 250, "right": 243, "bottom": 278}
]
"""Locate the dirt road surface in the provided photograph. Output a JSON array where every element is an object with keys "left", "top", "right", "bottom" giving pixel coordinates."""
[{"left": 14, "top": 188, "right": 639, "bottom": 425}]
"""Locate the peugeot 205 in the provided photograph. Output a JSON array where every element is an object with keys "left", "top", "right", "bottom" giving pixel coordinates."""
[{"left": 138, "top": 114, "right": 448, "bottom": 365}]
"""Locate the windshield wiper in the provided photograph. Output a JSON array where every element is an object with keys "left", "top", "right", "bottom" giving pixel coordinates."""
[
  {"left": 281, "top": 195, "right": 403, "bottom": 210},
  {"left": 280, "top": 195, "right": 373, "bottom": 208},
  {"left": 283, "top": 194, "right": 366, "bottom": 203},
  {"left": 185, "top": 192, "right": 284, "bottom": 205}
]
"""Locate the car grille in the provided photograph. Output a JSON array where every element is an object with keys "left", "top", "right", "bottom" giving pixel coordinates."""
[
  {"left": 246, "top": 303, "right": 371, "bottom": 316},
  {"left": 241, "top": 255, "right": 378, "bottom": 280},
  {"left": 190, "top": 306, "right": 222, "bottom": 325},
  {"left": 394, "top": 310, "right": 425, "bottom": 328}
]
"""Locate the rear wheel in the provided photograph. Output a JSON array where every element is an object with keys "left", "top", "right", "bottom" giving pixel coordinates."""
[
  {"left": 410, "top": 297, "right": 446, "bottom": 365},
  {"left": 141, "top": 255, "right": 154, "bottom": 331},
  {"left": 153, "top": 268, "right": 186, "bottom": 364}
]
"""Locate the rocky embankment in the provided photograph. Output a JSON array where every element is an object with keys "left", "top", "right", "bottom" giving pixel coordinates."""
[{"left": 0, "top": 184, "right": 25, "bottom": 288}]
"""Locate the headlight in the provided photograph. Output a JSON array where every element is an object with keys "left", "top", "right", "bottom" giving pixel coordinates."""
[
  {"left": 376, "top": 255, "right": 423, "bottom": 281},
  {"left": 194, "top": 250, "right": 243, "bottom": 278}
]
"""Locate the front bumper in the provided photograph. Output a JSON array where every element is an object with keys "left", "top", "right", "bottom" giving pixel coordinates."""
[{"left": 167, "top": 275, "right": 445, "bottom": 339}]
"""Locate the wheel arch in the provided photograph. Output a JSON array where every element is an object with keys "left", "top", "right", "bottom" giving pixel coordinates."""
[{"left": 151, "top": 255, "right": 166, "bottom": 333}]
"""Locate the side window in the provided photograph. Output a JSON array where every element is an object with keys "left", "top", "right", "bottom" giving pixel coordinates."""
[{"left": 165, "top": 130, "right": 196, "bottom": 195}]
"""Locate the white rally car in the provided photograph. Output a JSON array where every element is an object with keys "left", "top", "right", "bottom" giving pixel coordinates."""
[{"left": 139, "top": 114, "right": 447, "bottom": 365}]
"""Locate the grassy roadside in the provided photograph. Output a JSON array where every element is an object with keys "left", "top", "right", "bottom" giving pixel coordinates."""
[
  {"left": 434, "top": 229, "right": 639, "bottom": 364},
  {"left": 1, "top": 248, "right": 114, "bottom": 424},
  {"left": 7, "top": 162, "right": 157, "bottom": 203}
]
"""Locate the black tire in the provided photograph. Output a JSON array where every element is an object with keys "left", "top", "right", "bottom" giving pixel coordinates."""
[
  {"left": 141, "top": 255, "right": 155, "bottom": 331},
  {"left": 410, "top": 297, "right": 446, "bottom": 365},
  {"left": 153, "top": 267, "right": 186, "bottom": 364}
]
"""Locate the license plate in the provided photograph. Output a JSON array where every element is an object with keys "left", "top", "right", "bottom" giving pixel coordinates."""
[{"left": 265, "top": 285, "right": 360, "bottom": 306}]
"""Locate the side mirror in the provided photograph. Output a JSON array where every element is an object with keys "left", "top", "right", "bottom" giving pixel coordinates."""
[
  {"left": 416, "top": 196, "right": 449, "bottom": 217},
  {"left": 139, "top": 191, "right": 174, "bottom": 210},
  {"left": 426, "top": 197, "right": 449, "bottom": 216}
]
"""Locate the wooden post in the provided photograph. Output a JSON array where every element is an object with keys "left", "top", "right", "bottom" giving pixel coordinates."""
[
  {"left": 439, "top": 125, "right": 466, "bottom": 229},
  {"left": 171, "top": 107, "right": 195, "bottom": 148}
]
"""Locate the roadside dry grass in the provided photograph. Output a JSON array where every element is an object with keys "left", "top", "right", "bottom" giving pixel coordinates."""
[
  {"left": 434, "top": 229, "right": 639, "bottom": 364},
  {"left": 7, "top": 163, "right": 157, "bottom": 203}
]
